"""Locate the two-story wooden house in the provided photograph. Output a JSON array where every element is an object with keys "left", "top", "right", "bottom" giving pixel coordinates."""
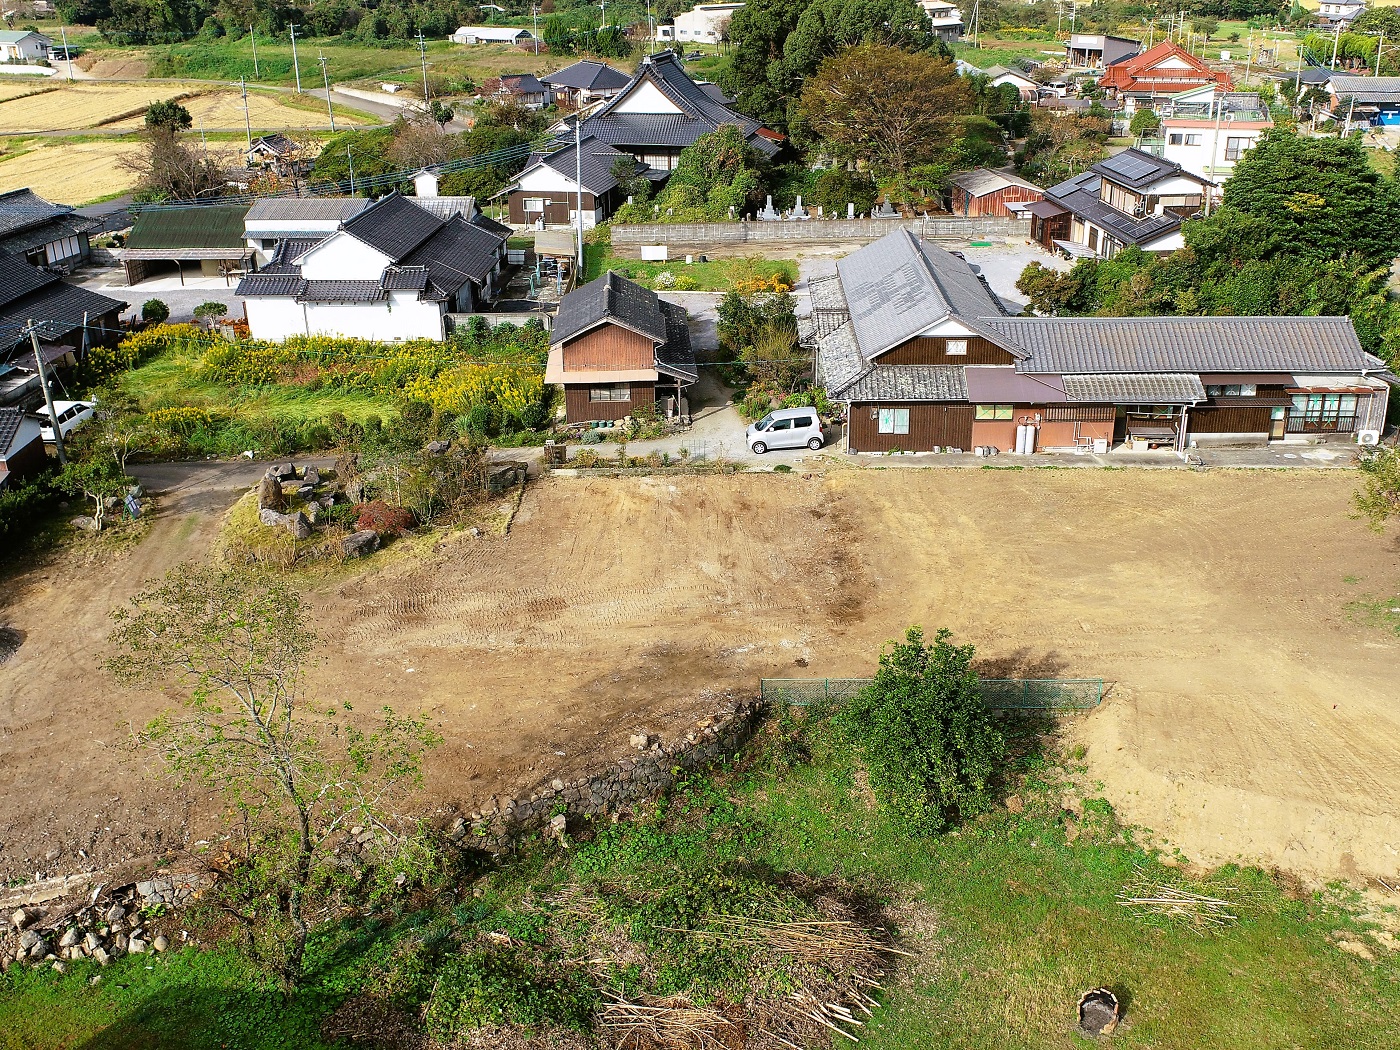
[
  {"left": 546, "top": 271, "right": 697, "bottom": 422},
  {"left": 1029, "top": 147, "right": 1211, "bottom": 257}
]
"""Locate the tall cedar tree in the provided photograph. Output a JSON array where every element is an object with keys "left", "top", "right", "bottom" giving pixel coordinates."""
[{"left": 800, "top": 43, "right": 974, "bottom": 181}]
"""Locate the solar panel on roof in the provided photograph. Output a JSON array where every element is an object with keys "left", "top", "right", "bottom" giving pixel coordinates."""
[{"left": 1100, "top": 153, "right": 1160, "bottom": 180}]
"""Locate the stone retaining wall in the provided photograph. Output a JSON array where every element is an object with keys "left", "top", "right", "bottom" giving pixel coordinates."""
[
  {"left": 450, "top": 696, "right": 763, "bottom": 852},
  {"left": 610, "top": 216, "right": 1031, "bottom": 256}
]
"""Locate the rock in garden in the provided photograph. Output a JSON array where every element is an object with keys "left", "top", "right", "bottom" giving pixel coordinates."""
[
  {"left": 91, "top": 947, "right": 110, "bottom": 966},
  {"left": 58, "top": 928, "right": 79, "bottom": 948},
  {"left": 341, "top": 530, "right": 380, "bottom": 559},
  {"left": 127, "top": 937, "right": 147, "bottom": 954},
  {"left": 11, "top": 909, "right": 32, "bottom": 930},
  {"left": 345, "top": 479, "right": 365, "bottom": 503},
  {"left": 70, "top": 515, "right": 98, "bottom": 532},
  {"left": 126, "top": 483, "right": 144, "bottom": 499},
  {"left": 102, "top": 496, "right": 122, "bottom": 516},
  {"left": 286, "top": 511, "right": 312, "bottom": 540},
  {"left": 426, "top": 440, "right": 451, "bottom": 455},
  {"left": 27, "top": 939, "right": 47, "bottom": 959},
  {"left": 104, "top": 904, "right": 125, "bottom": 923},
  {"left": 17, "top": 931, "right": 40, "bottom": 951},
  {"left": 258, "top": 507, "right": 287, "bottom": 528},
  {"left": 303, "top": 467, "right": 320, "bottom": 486},
  {"left": 83, "top": 933, "right": 101, "bottom": 952},
  {"left": 270, "top": 462, "right": 296, "bottom": 481},
  {"left": 153, "top": 935, "right": 169, "bottom": 952},
  {"left": 548, "top": 814, "right": 567, "bottom": 838},
  {"left": 296, "top": 483, "right": 315, "bottom": 500},
  {"left": 257, "top": 475, "right": 286, "bottom": 511}
]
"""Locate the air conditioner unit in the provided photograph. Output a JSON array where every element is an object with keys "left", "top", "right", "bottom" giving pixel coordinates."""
[{"left": 1357, "top": 429, "right": 1381, "bottom": 446}]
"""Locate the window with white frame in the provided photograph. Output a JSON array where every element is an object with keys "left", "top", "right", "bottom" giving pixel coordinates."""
[
  {"left": 589, "top": 385, "right": 631, "bottom": 402},
  {"left": 1224, "top": 136, "right": 1249, "bottom": 161},
  {"left": 877, "top": 408, "right": 910, "bottom": 434},
  {"left": 945, "top": 338, "right": 968, "bottom": 355},
  {"left": 522, "top": 198, "right": 545, "bottom": 212}
]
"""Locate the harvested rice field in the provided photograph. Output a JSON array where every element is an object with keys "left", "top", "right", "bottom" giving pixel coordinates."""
[
  {"left": 0, "top": 139, "right": 144, "bottom": 203},
  {"left": 0, "top": 82, "right": 194, "bottom": 131},
  {"left": 107, "top": 88, "right": 366, "bottom": 130},
  {"left": 0, "top": 81, "right": 53, "bottom": 103}
]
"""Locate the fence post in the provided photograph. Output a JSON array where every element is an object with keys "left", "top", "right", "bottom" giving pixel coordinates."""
[{"left": 824, "top": 679, "right": 830, "bottom": 703}]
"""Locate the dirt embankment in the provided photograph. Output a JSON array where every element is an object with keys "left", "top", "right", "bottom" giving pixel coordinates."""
[{"left": 1, "top": 468, "right": 1397, "bottom": 886}]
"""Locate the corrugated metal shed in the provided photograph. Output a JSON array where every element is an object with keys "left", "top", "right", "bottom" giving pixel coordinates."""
[{"left": 125, "top": 206, "right": 251, "bottom": 251}]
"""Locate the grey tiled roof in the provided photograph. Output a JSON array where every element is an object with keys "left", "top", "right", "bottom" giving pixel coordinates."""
[
  {"left": 0, "top": 254, "right": 54, "bottom": 307},
  {"left": 1044, "top": 172, "right": 1183, "bottom": 246},
  {"left": 0, "top": 188, "right": 71, "bottom": 239},
  {"left": 979, "top": 316, "right": 1380, "bottom": 374},
  {"left": 657, "top": 299, "right": 697, "bottom": 383},
  {"left": 341, "top": 193, "right": 444, "bottom": 260},
  {"left": 552, "top": 271, "right": 669, "bottom": 346},
  {"left": 1330, "top": 76, "right": 1400, "bottom": 105},
  {"left": 298, "top": 280, "right": 385, "bottom": 303},
  {"left": 839, "top": 365, "right": 968, "bottom": 402},
  {"left": 382, "top": 266, "right": 430, "bottom": 290},
  {"left": 586, "top": 113, "right": 713, "bottom": 149},
  {"left": 1062, "top": 372, "right": 1206, "bottom": 403},
  {"left": 0, "top": 281, "right": 126, "bottom": 341},
  {"left": 0, "top": 406, "right": 23, "bottom": 456},
  {"left": 0, "top": 211, "right": 99, "bottom": 257},
  {"left": 836, "top": 228, "right": 1006, "bottom": 359},
  {"left": 541, "top": 60, "right": 631, "bottom": 92},
  {"left": 244, "top": 198, "right": 370, "bottom": 223},
  {"left": 816, "top": 324, "right": 865, "bottom": 394}
]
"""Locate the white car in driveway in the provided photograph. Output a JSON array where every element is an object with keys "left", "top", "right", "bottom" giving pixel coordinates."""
[
  {"left": 33, "top": 400, "right": 96, "bottom": 443},
  {"left": 746, "top": 408, "right": 825, "bottom": 454}
]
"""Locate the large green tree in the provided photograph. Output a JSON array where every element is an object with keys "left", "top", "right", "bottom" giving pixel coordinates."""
[{"left": 1220, "top": 130, "right": 1400, "bottom": 267}]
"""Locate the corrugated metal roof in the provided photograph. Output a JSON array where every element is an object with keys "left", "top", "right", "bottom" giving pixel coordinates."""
[
  {"left": 981, "top": 316, "right": 1378, "bottom": 374},
  {"left": 836, "top": 228, "right": 1006, "bottom": 359},
  {"left": 1331, "top": 76, "right": 1400, "bottom": 104},
  {"left": 964, "top": 366, "right": 1066, "bottom": 402},
  {"left": 839, "top": 365, "right": 968, "bottom": 401},
  {"left": 1062, "top": 372, "right": 1206, "bottom": 403},
  {"left": 552, "top": 271, "right": 669, "bottom": 346},
  {"left": 340, "top": 193, "right": 444, "bottom": 261},
  {"left": 243, "top": 198, "right": 370, "bottom": 223},
  {"left": 125, "top": 205, "right": 251, "bottom": 250},
  {"left": 951, "top": 168, "right": 1043, "bottom": 197}
]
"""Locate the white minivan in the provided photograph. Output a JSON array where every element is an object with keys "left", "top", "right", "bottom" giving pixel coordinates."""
[
  {"left": 33, "top": 400, "right": 96, "bottom": 443},
  {"left": 746, "top": 407, "right": 824, "bottom": 454}
]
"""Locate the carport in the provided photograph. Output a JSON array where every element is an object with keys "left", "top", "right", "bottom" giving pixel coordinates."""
[{"left": 121, "top": 205, "right": 254, "bottom": 286}]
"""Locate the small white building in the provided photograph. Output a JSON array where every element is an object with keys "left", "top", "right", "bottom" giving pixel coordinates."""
[
  {"left": 243, "top": 197, "right": 371, "bottom": 266},
  {"left": 1317, "top": 0, "right": 1366, "bottom": 24},
  {"left": 919, "top": 0, "right": 964, "bottom": 42},
  {"left": 451, "top": 25, "right": 535, "bottom": 45},
  {"left": 1153, "top": 87, "right": 1273, "bottom": 186},
  {"left": 236, "top": 189, "right": 510, "bottom": 342},
  {"left": 655, "top": 2, "right": 744, "bottom": 45},
  {"left": 0, "top": 30, "right": 50, "bottom": 63},
  {"left": 980, "top": 64, "right": 1038, "bottom": 100}
]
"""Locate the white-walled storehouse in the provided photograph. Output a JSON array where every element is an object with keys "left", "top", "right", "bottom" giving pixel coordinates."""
[{"left": 236, "top": 192, "right": 510, "bottom": 342}]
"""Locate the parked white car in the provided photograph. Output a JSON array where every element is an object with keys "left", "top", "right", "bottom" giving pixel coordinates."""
[
  {"left": 33, "top": 400, "right": 95, "bottom": 443},
  {"left": 746, "top": 408, "right": 824, "bottom": 454}
]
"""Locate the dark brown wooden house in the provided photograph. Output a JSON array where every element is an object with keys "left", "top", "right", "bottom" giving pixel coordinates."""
[
  {"left": 546, "top": 271, "right": 697, "bottom": 423},
  {"left": 807, "top": 228, "right": 1392, "bottom": 454},
  {"left": 949, "top": 168, "right": 1045, "bottom": 218}
]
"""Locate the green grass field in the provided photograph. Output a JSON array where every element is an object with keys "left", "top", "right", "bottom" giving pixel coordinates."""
[
  {"left": 2, "top": 710, "right": 1395, "bottom": 1049},
  {"left": 584, "top": 245, "right": 797, "bottom": 291}
]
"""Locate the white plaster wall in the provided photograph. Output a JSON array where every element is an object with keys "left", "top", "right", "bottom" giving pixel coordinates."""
[
  {"left": 303, "top": 297, "right": 443, "bottom": 341},
  {"left": 298, "top": 232, "right": 392, "bottom": 280},
  {"left": 611, "top": 80, "right": 681, "bottom": 114},
  {"left": 244, "top": 297, "right": 308, "bottom": 341}
]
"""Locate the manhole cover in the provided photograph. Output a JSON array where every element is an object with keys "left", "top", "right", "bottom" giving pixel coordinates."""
[{"left": 0, "top": 626, "right": 24, "bottom": 665}]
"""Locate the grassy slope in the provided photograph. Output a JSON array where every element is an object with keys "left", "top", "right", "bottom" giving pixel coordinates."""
[{"left": 2, "top": 717, "right": 1395, "bottom": 1049}]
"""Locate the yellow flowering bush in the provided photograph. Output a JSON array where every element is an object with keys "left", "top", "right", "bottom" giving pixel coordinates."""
[
  {"left": 734, "top": 273, "right": 794, "bottom": 295},
  {"left": 82, "top": 324, "right": 209, "bottom": 384},
  {"left": 145, "top": 406, "right": 217, "bottom": 434}
]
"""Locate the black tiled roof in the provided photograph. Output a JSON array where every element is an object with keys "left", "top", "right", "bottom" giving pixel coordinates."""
[
  {"left": 298, "top": 280, "right": 386, "bottom": 303},
  {"left": 657, "top": 300, "right": 697, "bottom": 383},
  {"left": 340, "top": 193, "right": 445, "bottom": 260},
  {"left": 400, "top": 216, "right": 505, "bottom": 296},
  {"left": 0, "top": 188, "right": 72, "bottom": 240},
  {"left": 0, "top": 254, "right": 55, "bottom": 307},
  {"left": 585, "top": 113, "right": 712, "bottom": 149},
  {"left": 541, "top": 60, "right": 631, "bottom": 92},
  {"left": 470, "top": 212, "right": 512, "bottom": 238},
  {"left": 552, "top": 270, "right": 669, "bottom": 346},
  {"left": 533, "top": 135, "right": 635, "bottom": 194},
  {"left": 0, "top": 406, "right": 24, "bottom": 456},
  {"left": 382, "top": 266, "right": 430, "bottom": 290},
  {"left": 236, "top": 273, "right": 304, "bottom": 296},
  {"left": 0, "top": 281, "right": 127, "bottom": 342},
  {"left": 0, "top": 211, "right": 99, "bottom": 257}
]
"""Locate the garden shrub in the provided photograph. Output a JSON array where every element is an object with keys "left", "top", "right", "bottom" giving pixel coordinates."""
[
  {"left": 835, "top": 626, "right": 1005, "bottom": 835},
  {"left": 141, "top": 298, "right": 170, "bottom": 323},
  {"left": 422, "top": 947, "right": 597, "bottom": 1037}
]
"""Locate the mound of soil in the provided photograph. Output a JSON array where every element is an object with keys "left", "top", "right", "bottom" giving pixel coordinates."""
[{"left": 0, "top": 626, "right": 23, "bottom": 665}]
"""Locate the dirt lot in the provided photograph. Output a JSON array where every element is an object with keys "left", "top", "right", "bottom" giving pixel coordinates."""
[{"left": 1, "top": 468, "right": 1397, "bottom": 885}]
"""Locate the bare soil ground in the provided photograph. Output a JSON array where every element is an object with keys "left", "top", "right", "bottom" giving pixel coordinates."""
[{"left": 1, "top": 468, "right": 1397, "bottom": 885}]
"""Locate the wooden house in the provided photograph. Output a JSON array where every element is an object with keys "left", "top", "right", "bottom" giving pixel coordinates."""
[
  {"left": 546, "top": 272, "right": 697, "bottom": 423},
  {"left": 949, "top": 169, "right": 1045, "bottom": 218}
]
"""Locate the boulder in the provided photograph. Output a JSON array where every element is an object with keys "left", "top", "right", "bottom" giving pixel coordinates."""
[
  {"left": 257, "top": 475, "right": 286, "bottom": 511},
  {"left": 126, "top": 483, "right": 144, "bottom": 499},
  {"left": 70, "top": 515, "right": 98, "bottom": 532},
  {"left": 103, "top": 904, "right": 125, "bottom": 923},
  {"left": 269, "top": 462, "right": 296, "bottom": 481},
  {"left": 17, "top": 931, "right": 40, "bottom": 951},
  {"left": 91, "top": 947, "right": 111, "bottom": 966},
  {"left": 426, "top": 439, "right": 451, "bottom": 455},
  {"left": 58, "top": 928, "right": 79, "bottom": 948},
  {"left": 102, "top": 496, "right": 122, "bottom": 517},
  {"left": 341, "top": 530, "right": 380, "bottom": 560},
  {"left": 153, "top": 935, "right": 169, "bottom": 952},
  {"left": 11, "top": 909, "right": 32, "bottom": 930},
  {"left": 296, "top": 483, "right": 316, "bottom": 501},
  {"left": 258, "top": 507, "right": 287, "bottom": 528},
  {"left": 127, "top": 936, "right": 147, "bottom": 954},
  {"left": 303, "top": 467, "right": 320, "bottom": 486},
  {"left": 345, "top": 478, "right": 365, "bottom": 503},
  {"left": 83, "top": 932, "right": 101, "bottom": 952}
]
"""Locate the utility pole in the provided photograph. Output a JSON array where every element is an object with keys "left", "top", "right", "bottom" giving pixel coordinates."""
[
  {"left": 289, "top": 24, "right": 302, "bottom": 93},
  {"left": 347, "top": 146, "right": 356, "bottom": 195},
  {"left": 28, "top": 320, "right": 66, "bottom": 466},
  {"left": 599, "top": 0, "right": 607, "bottom": 31},
  {"left": 1207, "top": 95, "right": 1224, "bottom": 207},
  {"left": 532, "top": 4, "right": 540, "bottom": 56},
  {"left": 250, "top": 25, "right": 259, "bottom": 79},
  {"left": 240, "top": 76, "right": 252, "bottom": 150},
  {"left": 59, "top": 25, "right": 72, "bottom": 82},
  {"left": 575, "top": 119, "right": 584, "bottom": 275},
  {"left": 319, "top": 51, "right": 336, "bottom": 131},
  {"left": 1331, "top": 18, "right": 1342, "bottom": 69},
  {"left": 417, "top": 31, "right": 431, "bottom": 112},
  {"left": 1377, "top": 30, "right": 1385, "bottom": 76}
]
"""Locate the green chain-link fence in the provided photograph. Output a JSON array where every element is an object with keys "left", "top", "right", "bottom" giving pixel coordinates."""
[{"left": 760, "top": 678, "right": 1103, "bottom": 711}]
